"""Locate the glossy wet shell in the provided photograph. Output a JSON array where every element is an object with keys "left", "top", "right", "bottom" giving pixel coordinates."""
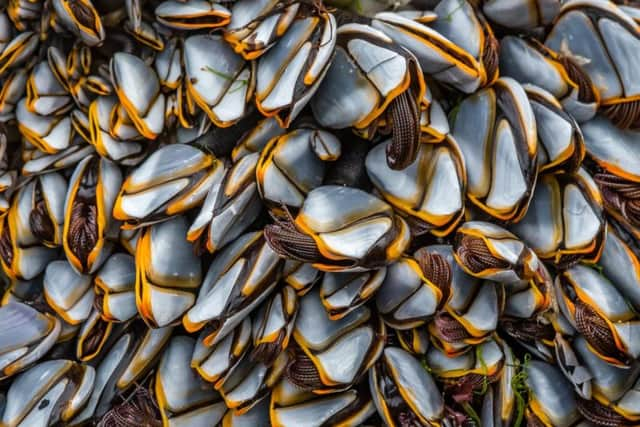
[
  {"left": 453, "top": 78, "right": 537, "bottom": 222},
  {"left": 2, "top": 0, "right": 640, "bottom": 424}
]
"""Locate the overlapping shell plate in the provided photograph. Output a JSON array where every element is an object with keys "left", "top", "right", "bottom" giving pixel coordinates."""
[{"left": 2, "top": 0, "right": 640, "bottom": 426}]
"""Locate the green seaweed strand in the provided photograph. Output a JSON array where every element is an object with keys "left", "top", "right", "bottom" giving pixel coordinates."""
[
  {"left": 475, "top": 345, "right": 490, "bottom": 396},
  {"left": 202, "top": 66, "right": 248, "bottom": 93},
  {"left": 511, "top": 353, "right": 532, "bottom": 427}
]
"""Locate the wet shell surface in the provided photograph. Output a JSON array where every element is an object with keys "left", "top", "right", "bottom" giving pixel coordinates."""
[{"left": 0, "top": 0, "right": 640, "bottom": 425}]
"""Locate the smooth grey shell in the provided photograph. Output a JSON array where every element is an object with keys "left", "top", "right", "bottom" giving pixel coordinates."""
[
  {"left": 137, "top": 216, "right": 202, "bottom": 328},
  {"left": 375, "top": 258, "right": 444, "bottom": 329},
  {"left": 255, "top": 12, "right": 336, "bottom": 127},
  {"left": 452, "top": 78, "right": 537, "bottom": 222},
  {"left": 51, "top": 0, "right": 104, "bottom": 46},
  {"left": 366, "top": 137, "right": 465, "bottom": 236},
  {"left": 370, "top": 346, "right": 444, "bottom": 425},
  {"left": 311, "top": 23, "right": 412, "bottom": 130},
  {"left": 1, "top": 359, "right": 95, "bottom": 426},
  {"left": 500, "top": 36, "right": 597, "bottom": 122},
  {"left": 270, "top": 378, "right": 375, "bottom": 427},
  {"left": 0, "top": 303, "right": 61, "bottom": 380},
  {"left": 183, "top": 34, "right": 252, "bottom": 127},
  {"left": 484, "top": 0, "right": 560, "bottom": 30},
  {"left": 293, "top": 288, "right": 385, "bottom": 391},
  {"left": 525, "top": 360, "right": 581, "bottom": 426},
  {"left": 510, "top": 168, "right": 604, "bottom": 266},
  {"left": 155, "top": 336, "right": 224, "bottom": 424},
  {"left": 110, "top": 52, "right": 165, "bottom": 138},
  {"left": 546, "top": 0, "right": 640, "bottom": 102},
  {"left": 257, "top": 128, "right": 341, "bottom": 209},
  {"left": 184, "top": 231, "right": 280, "bottom": 345},
  {"left": 43, "top": 260, "right": 94, "bottom": 325}
]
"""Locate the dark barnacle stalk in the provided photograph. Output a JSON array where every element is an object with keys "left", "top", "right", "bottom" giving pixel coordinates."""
[
  {"left": 576, "top": 397, "right": 635, "bottom": 427},
  {"left": 0, "top": 221, "right": 13, "bottom": 267},
  {"left": 600, "top": 100, "right": 640, "bottom": 130},
  {"left": 557, "top": 54, "right": 598, "bottom": 104},
  {"left": 415, "top": 248, "right": 452, "bottom": 303},
  {"left": 594, "top": 171, "right": 640, "bottom": 228},
  {"left": 264, "top": 216, "right": 324, "bottom": 264},
  {"left": 500, "top": 318, "right": 555, "bottom": 348},
  {"left": 68, "top": 0, "right": 99, "bottom": 30},
  {"left": 67, "top": 159, "right": 99, "bottom": 270},
  {"left": 97, "top": 384, "right": 162, "bottom": 427},
  {"left": 455, "top": 234, "right": 509, "bottom": 274},
  {"left": 285, "top": 345, "right": 325, "bottom": 392},
  {"left": 573, "top": 301, "right": 633, "bottom": 366},
  {"left": 385, "top": 89, "right": 421, "bottom": 170},
  {"left": 29, "top": 185, "right": 56, "bottom": 245},
  {"left": 433, "top": 312, "right": 473, "bottom": 343},
  {"left": 250, "top": 339, "right": 283, "bottom": 366}
]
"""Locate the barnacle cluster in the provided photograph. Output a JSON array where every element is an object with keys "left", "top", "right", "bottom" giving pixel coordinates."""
[{"left": 1, "top": 0, "right": 640, "bottom": 426}]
